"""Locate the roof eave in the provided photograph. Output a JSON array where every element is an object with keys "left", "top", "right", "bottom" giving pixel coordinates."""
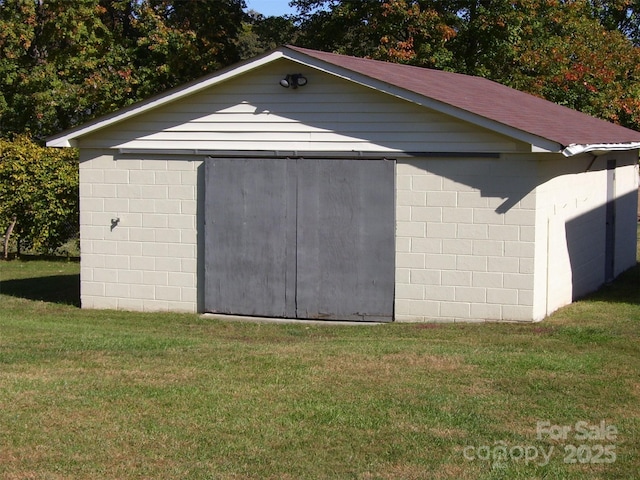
[{"left": 562, "top": 142, "right": 640, "bottom": 157}]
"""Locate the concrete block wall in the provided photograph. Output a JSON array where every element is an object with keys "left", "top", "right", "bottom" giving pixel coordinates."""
[
  {"left": 534, "top": 151, "right": 639, "bottom": 318},
  {"left": 395, "top": 157, "right": 538, "bottom": 322},
  {"left": 79, "top": 151, "right": 201, "bottom": 312},
  {"left": 535, "top": 155, "right": 606, "bottom": 316}
]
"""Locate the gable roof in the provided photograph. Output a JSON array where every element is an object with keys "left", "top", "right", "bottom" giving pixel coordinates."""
[
  {"left": 286, "top": 46, "right": 640, "bottom": 156},
  {"left": 47, "top": 45, "right": 640, "bottom": 157}
]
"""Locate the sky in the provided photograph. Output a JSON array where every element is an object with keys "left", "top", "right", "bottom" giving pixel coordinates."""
[{"left": 244, "top": 0, "right": 297, "bottom": 17}]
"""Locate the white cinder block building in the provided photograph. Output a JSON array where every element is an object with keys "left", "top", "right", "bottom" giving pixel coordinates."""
[{"left": 47, "top": 46, "right": 640, "bottom": 322}]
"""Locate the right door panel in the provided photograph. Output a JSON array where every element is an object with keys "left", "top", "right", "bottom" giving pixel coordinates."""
[{"left": 295, "top": 159, "right": 395, "bottom": 321}]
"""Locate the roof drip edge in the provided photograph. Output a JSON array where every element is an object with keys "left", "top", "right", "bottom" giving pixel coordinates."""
[{"left": 562, "top": 142, "right": 640, "bottom": 157}]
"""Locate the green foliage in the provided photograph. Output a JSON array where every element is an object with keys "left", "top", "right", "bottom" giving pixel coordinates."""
[
  {"left": 0, "top": 0, "right": 124, "bottom": 139},
  {"left": 0, "top": 135, "right": 79, "bottom": 253},
  {"left": 511, "top": 1, "right": 640, "bottom": 129},
  {"left": 130, "top": 0, "right": 246, "bottom": 95},
  {"left": 0, "top": 0, "right": 247, "bottom": 141},
  {"left": 236, "top": 11, "right": 300, "bottom": 60},
  {"left": 592, "top": 0, "right": 640, "bottom": 46}
]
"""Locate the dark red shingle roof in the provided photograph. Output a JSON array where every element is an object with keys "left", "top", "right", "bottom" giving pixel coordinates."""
[{"left": 288, "top": 45, "right": 640, "bottom": 148}]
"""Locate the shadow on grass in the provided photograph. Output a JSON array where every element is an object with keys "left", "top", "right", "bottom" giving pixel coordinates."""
[
  {"left": 0, "top": 258, "right": 637, "bottom": 312},
  {"left": 0, "top": 274, "right": 80, "bottom": 307},
  {"left": 585, "top": 262, "right": 640, "bottom": 305}
]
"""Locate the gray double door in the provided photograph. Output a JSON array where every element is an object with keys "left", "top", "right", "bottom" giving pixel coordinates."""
[{"left": 204, "top": 158, "right": 395, "bottom": 322}]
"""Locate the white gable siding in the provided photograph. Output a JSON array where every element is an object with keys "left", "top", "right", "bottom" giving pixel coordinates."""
[
  {"left": 395, "top": 156, "right": 537, "bottom": 322},
  {"left": 76, "top": 59, "right": 527, "bottom": 154}
]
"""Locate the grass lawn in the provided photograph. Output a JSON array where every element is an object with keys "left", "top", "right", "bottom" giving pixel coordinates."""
[{"left": 0, "top": 233, "right": 638, "bottom": 479}]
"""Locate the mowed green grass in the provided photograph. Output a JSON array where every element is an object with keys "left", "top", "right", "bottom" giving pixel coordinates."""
[{"left": 0, "top": 233, "right": 638, "bottom": 480}]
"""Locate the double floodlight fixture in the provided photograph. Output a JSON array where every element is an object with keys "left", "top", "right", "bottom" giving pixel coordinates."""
[{"left": 280, "top": 73, "right": 308, "bottom": 89}]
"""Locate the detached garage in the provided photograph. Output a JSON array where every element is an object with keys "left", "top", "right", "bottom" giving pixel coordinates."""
[{"left": 47, "top": 46, "right": 640, "bottom": 322}]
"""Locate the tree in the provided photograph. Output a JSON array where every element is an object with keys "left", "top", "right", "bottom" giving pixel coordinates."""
[
  {"left": 511, "top": 1, "right": 640, "bottom": 129},
  {"left": 292, "top": 0, "right": 456, "bottom": 67},
  {"left": 130, "top": 0, "right": 246, "bottom": 97},
  {"left": 591, "top": 0, "right": 640, "bottom": 45},
  {"left": 0, "top": 0, "right": 247, "bottom": 141},
  {"left": 0, "top": 135, "right": 79, "bottom": 254},
  {"left": 236, "top": 10, "right": 300, "bottom": 60},
  {"left": 0, "top": 0, "right": 124, "bottom": 140}
]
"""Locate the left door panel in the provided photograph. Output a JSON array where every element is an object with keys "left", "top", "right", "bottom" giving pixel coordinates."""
[{"left": 204, "top": 158, "right": 296, "bottom": 317}]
